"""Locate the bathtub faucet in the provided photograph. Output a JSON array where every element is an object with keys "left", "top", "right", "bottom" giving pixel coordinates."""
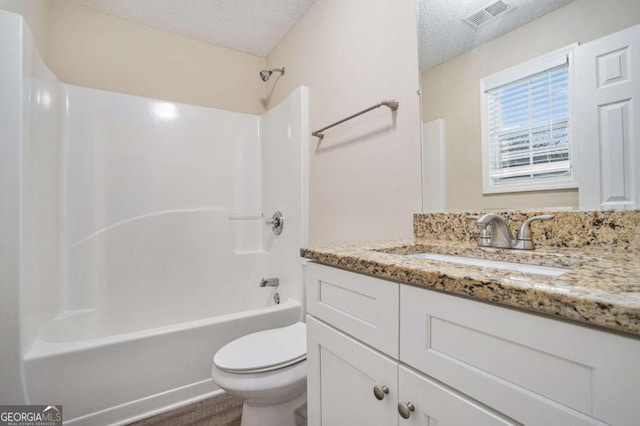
[{"left": 259, "top": 277, "right": 279, "bottom": 287}]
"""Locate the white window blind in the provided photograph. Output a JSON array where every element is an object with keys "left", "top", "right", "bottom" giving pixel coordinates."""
[{"left": 485, "top": 58, "right": 571, "bottom": 186}]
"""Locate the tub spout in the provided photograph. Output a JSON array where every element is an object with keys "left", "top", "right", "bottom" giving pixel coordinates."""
[{"left": 259, "top": 277, "right": 279, "bottom": 287}]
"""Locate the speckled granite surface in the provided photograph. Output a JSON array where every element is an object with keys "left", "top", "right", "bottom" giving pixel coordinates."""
[
  {"left": 301, "top": 210, "right": 640, "bottom": 336},
  {"left": 414, "top": 210, "right": 640, "bottom": 251}
]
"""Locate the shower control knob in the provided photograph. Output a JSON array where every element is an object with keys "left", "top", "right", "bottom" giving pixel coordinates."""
[
  {"left": 265, "top": 211, "right": 284, "bottom": 235},
  {"left": 373, "top": 385, "right": 389, "bottom": 400},
  {"left": 398, "top": 401, "right": 415, "bottom": 419}
]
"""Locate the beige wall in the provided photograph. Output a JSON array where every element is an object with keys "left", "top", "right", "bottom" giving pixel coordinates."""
[
  {"left": 0, "top": 0, "right": 52, "bottom": 60},
  {"left": 421, "top": 0, "right": 640, "bottom": 211},
  {"left": 5, "top": 0, "right": 424, "bottom": 245},
  {"left": 267, "top": 0, "right": 422, "bottom": 245},
  {"left": 47, "top": 0, "right": 266, "bottom": 114}
]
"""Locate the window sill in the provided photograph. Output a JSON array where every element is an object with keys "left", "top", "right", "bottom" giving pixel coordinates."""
[{"left": 482, "top": 179, "right": 578, "bottom": 194}]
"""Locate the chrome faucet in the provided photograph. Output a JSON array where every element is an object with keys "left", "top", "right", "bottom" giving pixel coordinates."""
[
  {"left": 466, "top": 214, "right": 554, "bottom": 250},
  {"left": 259, "top": 277, "right": 279, "bottom": 287}
]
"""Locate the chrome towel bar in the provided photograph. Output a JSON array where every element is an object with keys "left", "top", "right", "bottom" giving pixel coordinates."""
[{"left": 311, "top": 99, "right": 399, "bottom": 140}]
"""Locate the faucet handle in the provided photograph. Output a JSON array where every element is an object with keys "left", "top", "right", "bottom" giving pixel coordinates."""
[
  {"left": 517, "top": 215, "right": 555, "bottom": 239},
  {"left": 465, "top": 215, "right": 492, "bottom": 246},
  {"left": 515, "top": 215, "right": 554, "bottom": 249}
]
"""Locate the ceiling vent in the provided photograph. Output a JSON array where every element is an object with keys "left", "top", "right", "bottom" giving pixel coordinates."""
[{"left": 463, "top": 0, "right": 511, "bottom": 28}]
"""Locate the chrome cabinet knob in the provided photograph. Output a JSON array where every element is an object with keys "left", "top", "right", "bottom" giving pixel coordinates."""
[
  {"left": 373, "top": 385, "right": 389, "bottom": 400},
  {"left": 398, "top": 402, "right": 415, "bottom": 419}
]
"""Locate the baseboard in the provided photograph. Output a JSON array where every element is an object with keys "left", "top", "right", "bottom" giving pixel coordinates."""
[{"left": 65, "top": 379, "right": 223, "bottom": 425}]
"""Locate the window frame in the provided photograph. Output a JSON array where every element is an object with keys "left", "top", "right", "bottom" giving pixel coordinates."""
[{"left": 480, "top": 44, "right": 579, "bottom": 194}]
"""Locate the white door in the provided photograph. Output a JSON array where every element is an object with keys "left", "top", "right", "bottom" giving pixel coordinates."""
[
  {"left": 398, "top": 366, "right": 518, "bottom": 425},
  {"left": 574, "top": 24, "right": 640, "bottom": 209},
  {"left": 306, "top": 316, "right": 398, "bottom": 426}
]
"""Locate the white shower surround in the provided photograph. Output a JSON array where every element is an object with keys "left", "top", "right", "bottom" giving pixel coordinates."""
[
  {"left": 0, "top": 10, "right": 309, "bottom": 424},
  {"left": 61, "top": 84, "right": 272, "bottom": 325}
]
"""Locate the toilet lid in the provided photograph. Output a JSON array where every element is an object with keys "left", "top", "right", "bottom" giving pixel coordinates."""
[{"left": 214, "top": 322, "right": 307, "bottom": 373}]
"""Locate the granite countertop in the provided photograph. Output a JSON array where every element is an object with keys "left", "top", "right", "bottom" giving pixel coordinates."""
[{"left": 301, "top": 236, "right": 640, "bottom": 336}]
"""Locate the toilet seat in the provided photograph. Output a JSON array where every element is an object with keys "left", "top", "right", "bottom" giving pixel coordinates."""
[{"left": 214, "top": 322, "right": 306, "bottom": 373}]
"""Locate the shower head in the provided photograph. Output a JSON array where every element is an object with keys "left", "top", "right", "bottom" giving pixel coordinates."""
[
  {"left": 259, "top": 70, "right": 272, "bottom": 81},
  {"left": 259, "top": 67, "right": 285, "bottom": 82}
]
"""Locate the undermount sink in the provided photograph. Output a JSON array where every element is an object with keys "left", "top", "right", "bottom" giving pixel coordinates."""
[{"left": 408, "top": 252, "right": 570, "bottom": 276}]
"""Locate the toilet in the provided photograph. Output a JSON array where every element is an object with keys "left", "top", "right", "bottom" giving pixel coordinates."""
[{"left": 211, "top": 322, "right": 307, "bottom": 426}]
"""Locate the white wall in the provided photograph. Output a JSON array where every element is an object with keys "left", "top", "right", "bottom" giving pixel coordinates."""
[
  {"left": 260, "top": 86, "right": 309, "bottom": 306},
  {"left": 0, "top": 10, "right": 60, "bottom": 404},
  {"left": 0, "top": 10, "right": 27, "bottom": 405},
  {"left": 53, "top": 82, "right": 309, "bottom": 332},
  {"left": 421, "top": 120, "right": 445, "bottom": 212},
  {"left": 266, "top": 0, "right": 422, "bottom": 245},
  {"left": 62, "top": 86, "right": 262, "bottom": 247},
  {"left": 62, "top": 85, "right": 271, "bottom": 329},
  {"left": 21, "top": 10, "right": 61, "bottom": 352}
]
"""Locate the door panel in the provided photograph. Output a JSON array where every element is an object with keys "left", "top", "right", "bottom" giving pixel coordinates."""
[
  {"left": 575, "top": 24, "right": 640, "bottom": 209},
  {"left": 306, "top": 316, "right": 398, "bottom": 426},
  {"left": 398, "top": 366, "right": 517, "bottom": 426}
]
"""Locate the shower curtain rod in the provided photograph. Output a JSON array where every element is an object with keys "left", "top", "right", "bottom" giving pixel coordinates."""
[{"left": 311, "top": 99, "right": 399, "bottom": 140}]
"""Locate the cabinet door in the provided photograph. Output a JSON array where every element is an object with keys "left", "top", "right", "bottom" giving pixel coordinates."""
[
  {"left": 398, "top": 366, "right": 518, "bottom": 426},
  {"left": 400, "top": 285, "right": 627, "bottom": 425},
  {"left": 307, "top": 316, "right": 398, "bottom": 426}
]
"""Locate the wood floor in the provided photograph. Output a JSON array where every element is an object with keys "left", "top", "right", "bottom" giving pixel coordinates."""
[
  {"left": 127, "top": 393, "right": 242, "bottom": 426},
  {"left": 126, "top": 393, "right": 307, "bottom": 426}
]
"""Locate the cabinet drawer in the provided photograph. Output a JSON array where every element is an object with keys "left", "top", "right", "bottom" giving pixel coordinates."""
[
  {"left": 401, "top": 285, "right": 640, "bottom": 426},
  {"left": 305, "top": 262, "right": 399, "bottom": 357}
]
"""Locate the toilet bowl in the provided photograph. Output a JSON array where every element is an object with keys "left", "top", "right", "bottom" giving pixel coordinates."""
[{"left": 211, "top": 322, "right": 307, "bottom": 426}]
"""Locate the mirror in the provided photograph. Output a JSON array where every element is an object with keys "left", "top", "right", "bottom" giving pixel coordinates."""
[{"left": 417, "top": 0, "right": 640, "bottom": 212}]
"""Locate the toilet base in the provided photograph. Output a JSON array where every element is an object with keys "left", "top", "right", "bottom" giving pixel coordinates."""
[{"left": 240, "top": 391, "right": 307, "bottom": 426}]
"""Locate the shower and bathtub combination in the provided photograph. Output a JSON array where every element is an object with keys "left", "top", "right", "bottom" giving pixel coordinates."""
[{"left": 0, "top": 10, "right": 309, "bottom": 425}]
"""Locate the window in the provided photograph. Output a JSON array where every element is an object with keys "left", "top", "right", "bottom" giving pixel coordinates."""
[{"left": 480, "top": 46, "right": 578, "bottom": 193}]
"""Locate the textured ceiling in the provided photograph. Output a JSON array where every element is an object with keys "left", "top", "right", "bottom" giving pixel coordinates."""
[
  {"left": 81, "top": 0, "right": 576, "bottom": 67},
  {"left": 80, "top": 0, "right": 315, "bottom": 57},
  {"left": 418, "top": 0, "right": 576, "bottom": 70}
]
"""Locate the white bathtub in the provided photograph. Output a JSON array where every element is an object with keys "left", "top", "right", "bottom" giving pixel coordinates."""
[{"left": 24, "top": 298, "right": 301, "bottom": 425}]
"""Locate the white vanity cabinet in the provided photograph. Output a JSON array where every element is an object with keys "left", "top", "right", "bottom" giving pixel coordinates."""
[
  {"left": 305, "top": 262, "right": 640, "bottom": 426},
  {"left": 306, "top": 316, "right": 513, "bottom": 426},
  {"left": 306, "top": 262, "right": 518, "bottom": 426}
]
